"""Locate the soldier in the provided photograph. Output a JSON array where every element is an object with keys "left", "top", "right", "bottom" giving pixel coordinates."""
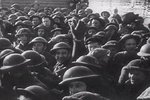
[
  {"left": 0, "top": 53, "right": 47, "bottom": 90},
  {"left": 0, "top": 49, "right": 15, "bottom": 66},
  {"left": 118, "top": 59, "right": 150, "bottom": 100},
  {"left": 113, "top": 34, "right": 140, "bottom": 80},
  {"left": 59, "top": 66, "right": 117, "bottom": 100},
  {"left": 30, "top": 15, "right": 42, "bottom": 28},
  {"left": 50, "top": 42, "right": 72, "bottom": 79},
  {"left": 15, "top": 28, "right": 34, "bottom": 51},
  {"left": 101, "top": 11, "right": 110, "bottom": 25},
  {"left": 17, "top": 85, "right": 57, "bottom": 100},
  {"left": 0, "top": 38, "right": 22, "bottom": 53},
  {"left": 37, "top": 16, "right": 54, "bottom": 40},
  {"left": 29, "top": 37, "right": 56, "bottom": 70},
  {"left": 21, "top": 50, "right": 60, "bottom": 89},
  {"left": 137, "top": 44, "right": 150, "bottom": 69}
]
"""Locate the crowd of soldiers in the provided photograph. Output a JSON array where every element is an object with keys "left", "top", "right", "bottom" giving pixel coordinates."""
[{"left": 1, "top": 0, "right": 150, "bottom": 100}]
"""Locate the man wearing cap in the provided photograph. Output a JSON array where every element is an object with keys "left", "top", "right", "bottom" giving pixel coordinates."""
[
  {"left": 104, "top": 24, "right": 120, "bottom": 42},
  {"left": 85, "top": 34, "right": 104, "bottom": 54},
  {"left": 90, "top": 18, "right": 105, "bottom": 31},
  {"left": 88, "top": 48, "right": 114, "bottom": 82}
]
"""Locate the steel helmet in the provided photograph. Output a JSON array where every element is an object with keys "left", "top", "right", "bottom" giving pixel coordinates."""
[
  {"left": 16, "top": 16, "right": 28, "bottom": 21},
  {"left": 23, "top": 20, "right": 33, "bottom": 27},
  {"left": 15, "top": 28, "right": 33, "bottom": 37},
  {"left": 14, "top": 20, "right": 24, "bottom": 28},
  {"left": 137, "top": 44, "right": 150, "bottom": 57},
  {"left": 0, "top": 49, "right": 15, "bottom": 60},
  {"left": 59, "top": 66, "right": 99, "bottom": 85},
  {"left": 0, "top": 38, "right": 12, "bottom": 50},
  {"left": 50, "top": 42, "right": 71, "bottom": 54},
  {"left": 21, "top": 50, "right": 45, "bottom": 66},
  {"left": 17, "top": 85, "right": 49, "bottom": 100},
  {"left": 71, "top": 55, "right": 100, "bottom": 70},
  {"left": 29, "top": 37, "right": 48, "bottom": 45},
  {"left": 0, "top": 53, "right": 30, "bottom": 71}
]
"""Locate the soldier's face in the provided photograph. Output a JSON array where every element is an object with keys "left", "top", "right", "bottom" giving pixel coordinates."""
[
  {"left": 91, "top": 19, "right": 100, "bottom": 28},
  {"left": 32, "top": 17, "right": 40, "bottom": 26},
  {"left": 69, "top": 81, "right": 87, "bottom": 95},
  {"left": 42, "top": 18, "right": 51, "bottom": 27},
  {"left": 37, "top": 29, "right": 45, "bottom": 37},
  {"left": 54, "top": 18, "right": 61, "bottom": 23},
  {"left": 55, "top": 49, "right": 70, "bottom": 63},
  {"left": 124, "top": 38, "right": 137, "bottom": 51},
  {"left": 19, "top": 34, "right": 28, "bottom": 44},
  {"left": 32, "top": 42, "right": 45, "bottom": 53}
]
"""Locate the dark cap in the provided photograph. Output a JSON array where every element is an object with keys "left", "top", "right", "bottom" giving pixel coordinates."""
[
  {"left": 124, "top": 59, "right": 150, "bottom": 72},
  {"left": 119, "top": 34, "right": 141, "bottom": 45},
  {"left": 102, "top": 40, "right": 118, "bottom": 49}
]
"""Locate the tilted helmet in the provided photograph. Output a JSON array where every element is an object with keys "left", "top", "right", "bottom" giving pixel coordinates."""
[
  {"left": 0, "top": 49, "right": 14, "bottom": 60},
  {"left": 0, "top": 53, "right": 30, "bottom": 71},
  {"left": 59, "top": 66, "right": 99, "bottom": 85},
  {"left": 21, "top": 50, "right": 45, "bottom": 66},
  {"left": 29, "top": 37, "right": 48, "bottom": 45},
  {"left": 0, "top": 38, "right": 12, "bottom": 50},
  {"left": 15, "top": 28, "right": 33, "bottom": 37},
  {"left": 72, "top": 55, "right": 100, "bottom": 70},
  {"left": 17, "top": 85, "right": 49, "bottom": 100},
  {"left": 50, "top": 42, "right": 71, "bottom": 53}
]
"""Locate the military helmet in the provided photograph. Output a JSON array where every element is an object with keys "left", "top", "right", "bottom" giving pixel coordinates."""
[
  {"left": 23, "top": 20, "right": 33, "bottom": 27},
  {"left": 29, "top": 37, "right": 48, "bottom": 45},
  {"left": 15, "top": 28, "right": 33, "bottom": 37},
  {"left": 14, "top": 20, "right": 24, "bottom": 28},
  {"left": 0, "top": 53, "right": 30, "bottom": 71},
  {"left": 50, "top": 42, "right": 71, "bottom": 53},
  {"left": 16, "top": 16, "right": 28, "bottom": 21},
  {"left": 0, "top": 38, "right": 12, "bottom": 50},
  {"left": 137, "top": 44, "right": 150, "bottom": 57},
  {"left": 119, "top": 34, "right": 140, "bottom": 45},
  {"left": 59, "top": 66, "right": 99, "bottom": 85},
  {"left": 17, "top": 85, "right": 49, "bottom": 100},
  {"left": 0, "top": 49, "right": 14, "bottom": 60},
  {"left": 21, "top": 50, "right": 45, "bottom": 66},
  {"left": 72, "top": 55, "right": 100, "bottom": 70}
]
